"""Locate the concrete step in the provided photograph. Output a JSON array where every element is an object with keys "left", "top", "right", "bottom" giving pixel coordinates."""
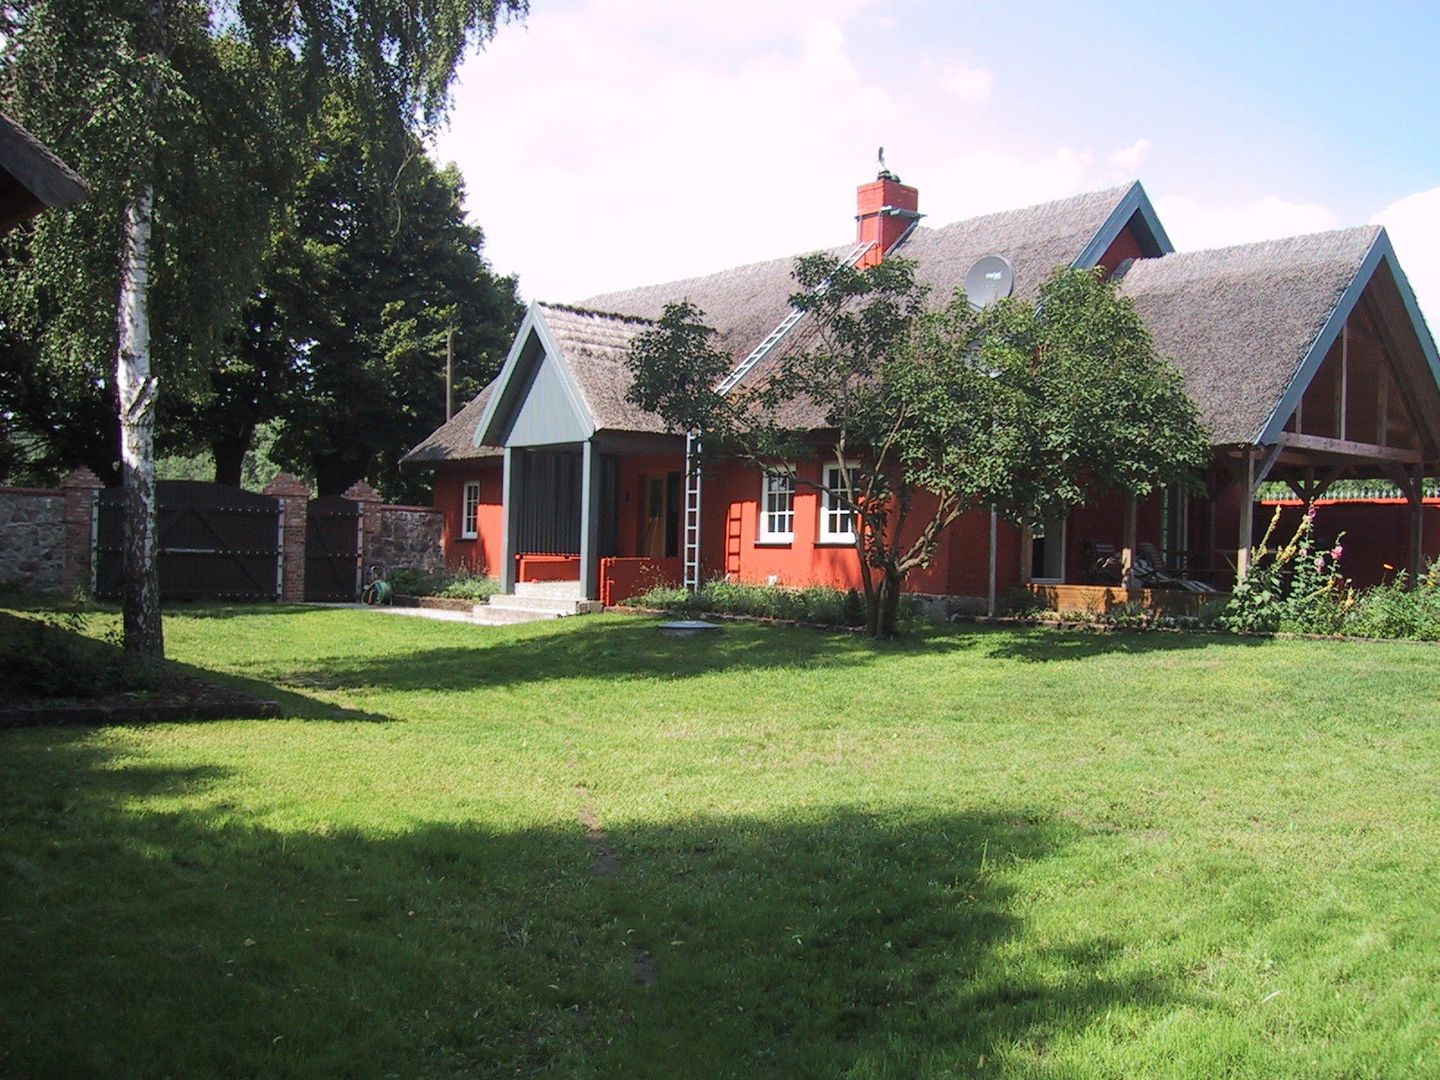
[
  {"left": 470, "top": 604, "right": 563, "bottom": 626},
  {"left": 480, "top": 594, "right": 603, "bottom": 623},
  {"left": 515, "top": 580, "right": 585, "bottom": 600}
]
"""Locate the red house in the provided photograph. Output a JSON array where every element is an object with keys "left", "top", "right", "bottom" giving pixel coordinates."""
[{"left": 403, "top": 172, "right": 1440, "bottom": 610}]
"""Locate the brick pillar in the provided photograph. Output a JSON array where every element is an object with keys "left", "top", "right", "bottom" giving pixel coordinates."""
[
  {"left": 264, "top": 474, "right": 311, "bottom": 602},
  {"left": 343, "top": 480, "right": 383, "bottom": 571},
  {"left": 60, "top": 467, "right": 103, "bottom": 594}
]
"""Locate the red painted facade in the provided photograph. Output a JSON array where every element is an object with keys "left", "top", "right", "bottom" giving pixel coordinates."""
[
  {"left": 434, "top": 461, "right": 503, "bottom": 574},
  {"left": 1260, "top": 498, "right": 1440, "bottom": 587}
]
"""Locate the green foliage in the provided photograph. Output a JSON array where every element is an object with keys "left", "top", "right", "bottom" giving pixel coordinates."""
[
  {"left": 1343, "top": 559, "right": 1440, "bottom": 640},
  {"left": 1220, "top": 507, "right": 1348, "bottom": 634},
  {"left": 634, "top": 579, "right": 870, "bottom": 626},
  {"left": 628, "top": 259, "right": 1209, "bottom": 640},
  {"left": 387, "top": 567, "right": 499, "bottom": 601},
  {"left": 0, "top": 608, "right": 165, "bottom": 698},
  {"left": 254, "top": 102, "right": 522, "bottom": 499}
]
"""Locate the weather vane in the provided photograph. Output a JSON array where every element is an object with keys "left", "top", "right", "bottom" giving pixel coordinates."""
[{"left": 877, "top": 146, "right": 898, "bottom": 182}]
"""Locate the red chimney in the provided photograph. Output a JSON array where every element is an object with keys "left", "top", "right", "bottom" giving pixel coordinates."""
[{"left": 855, "top": 166, "right": 920, "bottom": 267}]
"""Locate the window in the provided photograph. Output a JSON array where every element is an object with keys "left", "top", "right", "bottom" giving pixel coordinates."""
[
  {"left": 759, "top": 469, "right": 795, "bottom": 543},
  {"left": 461, "top": 481, "right": 480, "bottom": 539},
  {"left": 820, "top": 462, "right": 859, "bottom": 543},
  {"left": 1029, "top": 515, "right": 1066, "bottom": 582}
]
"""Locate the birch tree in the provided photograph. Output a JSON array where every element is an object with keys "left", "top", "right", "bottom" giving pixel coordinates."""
[{"left": 1, "top": 0, "right": 526, "bottom": 655}]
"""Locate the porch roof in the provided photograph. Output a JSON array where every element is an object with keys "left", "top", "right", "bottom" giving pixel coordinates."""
[{"left": 0, "top": 110, "right": 87, "bottom": 233}]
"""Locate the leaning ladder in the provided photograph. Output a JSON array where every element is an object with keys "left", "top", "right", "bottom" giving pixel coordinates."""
[{"left": 680, "top": 239, "right": 876, "bottom": 591}]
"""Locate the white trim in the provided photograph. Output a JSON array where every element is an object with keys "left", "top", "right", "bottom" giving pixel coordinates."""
[
  {"left": 461, "top": 480, "right": 480, "bottom": 539},
  {"left": 819, "top": 462, "right": 859, "bottom": 544},
  {"left": 759, "top": 467, "right": 795, "bottom": 544}
]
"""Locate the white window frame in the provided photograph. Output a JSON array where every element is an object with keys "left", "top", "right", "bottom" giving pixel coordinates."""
[
  {"left": 461, "top": 481, "right": 480, "bottom": 540},
  {"left": 758, "top": 468, "right": 795, "bottom": 544},
  {"left": 819, "top": 462, "right": 859, "bottom": 544},
  {"left": 1029, "top": 514, "right": 1067, "bottom": 583}
]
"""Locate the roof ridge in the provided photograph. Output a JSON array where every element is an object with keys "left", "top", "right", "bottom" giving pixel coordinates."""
[
  {"left": 1151, "top": 223, "right": 1381, "bottom": 262},
  {"left": 537, "top": 300, "right": 655, "bottom": 326}
]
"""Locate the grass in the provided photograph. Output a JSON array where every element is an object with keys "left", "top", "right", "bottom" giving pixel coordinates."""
[{"left": 1, "top": 604, "right": 1438, "bottom": 1077}]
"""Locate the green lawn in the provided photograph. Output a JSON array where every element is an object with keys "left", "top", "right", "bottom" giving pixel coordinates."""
[{"left": 2, "top": 605, "right": 1438, "bottom": 1078}]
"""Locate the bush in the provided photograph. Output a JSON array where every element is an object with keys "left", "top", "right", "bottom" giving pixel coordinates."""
[
  {"left": 1342, "top": 558, "right": 1440, "bottom": 640},
  {"left": 387, "top": 567, "right": 499, "bottom": 602},
  {"left": 0, "top": 609, "right": 167, "bottom": 699},
  {"left": 631, "top": 579, "right": 860, "bottom": 626},
  {"left": 1220, "top": 507, "right": 1347, "bottom": 634}
]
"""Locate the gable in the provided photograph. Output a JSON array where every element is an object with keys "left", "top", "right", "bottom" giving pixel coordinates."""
[{"left": 475, "top": 309, "right": 596, "bottom": 449}]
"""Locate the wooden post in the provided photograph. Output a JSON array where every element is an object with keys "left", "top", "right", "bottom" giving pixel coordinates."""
[
  {"left": 986, "top": 507, "right": 997, "bottom": 616},
  {"left": 1121, "top": 497, "right": 1138, "bottom": 590},
  {"left": 500, "top": 447, "right": 521, "bottom": 595},
  {"left": 445, "top": 328, "right": 454, "bottom": 422},
  {"left": 1409, "top": 464, "right": 1425, "bottom": 586},
  {"left": 1236, "top": 450, "right": 1256, "bottom": 581},
  {"left": 579, "top": 440, "right": 602, "bottom": 601},
  {"left": 1336, "top": 324, "right": 1349, "bottom": 441}
]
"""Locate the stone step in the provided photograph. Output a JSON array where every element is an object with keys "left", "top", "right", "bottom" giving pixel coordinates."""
[
  {"left": 515, "top": 580, "right": 585, "bottom": 600},
  {"left": 488, "top": 594, "right": 583, "bottom": 614},
  {"left": 470, "top": 604, "right": 563, "bottom": 626}
]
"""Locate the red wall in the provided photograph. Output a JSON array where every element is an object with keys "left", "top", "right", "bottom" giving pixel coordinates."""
[
  {"left": 433, "top": 461, "right": 503, "bottom": 573},
  {"left": 1260, "top": 498, "right": 1440, "bottom": 587}
]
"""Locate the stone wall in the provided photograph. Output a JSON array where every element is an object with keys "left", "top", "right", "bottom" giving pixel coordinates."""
[
  {"left": 0, "top": 487, "right": 66, "bottom": 592},
  {"left": 377, "top": 506, "right": 444, "bottom": 575}
]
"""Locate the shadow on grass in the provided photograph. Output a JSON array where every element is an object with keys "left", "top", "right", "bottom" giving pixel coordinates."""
[
  {"left": 975, "top": 623, "right": 1270, "bottom": 663},
  {"left": 0, "top": 608, "right": 392, "bottom": 724},
  {"left": 0, "top": 733, "right": 1195, "bottom": 1078},
  {"left": 299, "top": 613, "right": 1270, "bottom": 695}
]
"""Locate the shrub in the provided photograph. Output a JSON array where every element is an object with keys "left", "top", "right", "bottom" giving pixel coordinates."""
[
  {"left": 1220, "top": 507, "right": 1347, "bottom": 634},
  {"left": 0, "top": 609, "right": 167, "bottom": 699},
  {"left": 387, "top": 567, "right": 499, "bottom": 602},
  {"left": 631, "top": 579, "right": 861, "bottom": 626},
  {"left": 1343, "top": 558, "right": 1440, "bottom": 640}
]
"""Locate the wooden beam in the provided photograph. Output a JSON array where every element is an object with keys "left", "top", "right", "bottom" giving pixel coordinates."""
[
  {"left": 1273, "top": 431, "right": 1422, "bottom": 464},
  {"left": 1338, "top": 323, "right": 1349, "bottom": 441},
  {"left": 1237, "top": 450, "right": 1256, "bottom": 581},
  {"left": 1409, "top": 465, "right": 1425, "bottom": 587},
  {"left": 1377, "top": 362, "right": 1390, "bottom": 447}
]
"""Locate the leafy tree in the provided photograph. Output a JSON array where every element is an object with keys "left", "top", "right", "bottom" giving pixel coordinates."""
[
  {"left": 263, "top": 103, "right": 522, "bottom": 499},
  {"left": 629, "top": 259, "right": 1210, "bottom": 639},
  {"left": 0, "top": 0, "right": 525, "bottom": 655}
]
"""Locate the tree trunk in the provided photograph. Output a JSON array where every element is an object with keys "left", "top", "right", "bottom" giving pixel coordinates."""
[
  {"left": 115, "top": 185, "right": 164, "bottom": 656},
  {"left": 212, "top": 428, "right": 252, "bottom": 488},
  {"left": 866, "top": 567, "right": 905, "bottom": 640}
]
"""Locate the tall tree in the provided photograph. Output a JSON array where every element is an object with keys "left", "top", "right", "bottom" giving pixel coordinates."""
[
  {"left": 629, "top": 260, "right": 1211, "bottom": 639},
  {"left": 0, "top": 0, "right": 526, "bottom": 655},
  {"left": 266, "top": 102, "right": 522, "bottom": 498}
]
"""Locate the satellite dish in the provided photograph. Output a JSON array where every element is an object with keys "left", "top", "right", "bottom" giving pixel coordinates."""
[{"left": 964, "top": 254, "right": 1015, "bottom": 309}]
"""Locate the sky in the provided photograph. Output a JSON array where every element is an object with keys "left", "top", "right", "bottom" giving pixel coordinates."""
[{"left": 434, "top": 0, "right": 1440, "bottom": 323}]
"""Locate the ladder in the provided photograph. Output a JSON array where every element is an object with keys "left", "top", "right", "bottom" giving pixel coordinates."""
[
  {"left": 680, "top": 239, "right": 877, "bottom": 592},
  {"left": 682, "top": 431, "right": 703, "bottom": 590}
]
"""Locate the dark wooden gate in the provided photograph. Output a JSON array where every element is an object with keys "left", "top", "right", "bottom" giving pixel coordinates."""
[
  {"left": 304, "top": 496, "right": 362, "bottom": 601},
  {"left": 96, "top": 481, "right": 281, "bottom": 600}
]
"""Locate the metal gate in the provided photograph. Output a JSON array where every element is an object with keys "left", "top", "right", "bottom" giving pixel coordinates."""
[
  {"left": 304, "top": 496, "right": 362, "bottom": 601},
  {"left": 96, "top": 481, "right": 281, "bottom": 600}
]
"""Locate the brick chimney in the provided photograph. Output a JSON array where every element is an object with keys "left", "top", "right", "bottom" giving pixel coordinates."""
[{"left": 855, "top": 165, "right": 920, "bottom": 267}]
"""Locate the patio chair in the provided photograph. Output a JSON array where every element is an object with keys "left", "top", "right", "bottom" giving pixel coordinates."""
[{"left": 1084, "top": 540, "right": 1124, "bottom": 584}]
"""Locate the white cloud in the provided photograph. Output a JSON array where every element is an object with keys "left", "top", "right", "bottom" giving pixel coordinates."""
[
  {"left": 1372, "top": 186, "right": 1440, "bottom": 331},
  {"left": 939, "top": 61, "right": 992, "bottom": 102},
  {"left": 1155, "top": 193, "right": 1339, "bottom": 252},
  {"left": 1106, "top": 138, "right": 1150, "bottom": 173}
]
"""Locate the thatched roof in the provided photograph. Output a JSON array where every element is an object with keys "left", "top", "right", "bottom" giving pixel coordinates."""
[
  {"left": 402, "top": 382, "right": 501, "bottom": 464},
  {"left": 408, "top": 181, "right": 1419, "bottom": 465},
  {"left": 537, "top": 303, "right": 669, "bottom": 433},
  {"left": 1119, "top": 226, "right": 1382, "bottom": 444},
  {"left": 0, "top": 110, "right": 87, "bottom": 233}
]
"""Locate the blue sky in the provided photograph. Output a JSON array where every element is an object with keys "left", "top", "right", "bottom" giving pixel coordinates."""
[{"left": 435, "top": 0, "right": 1440, "bottom": 318}]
